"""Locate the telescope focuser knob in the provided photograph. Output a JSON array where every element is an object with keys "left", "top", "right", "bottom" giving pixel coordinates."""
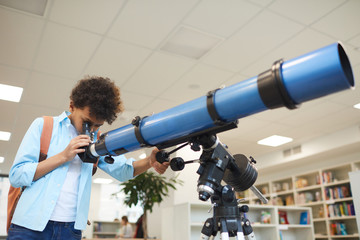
[
  {"left": 156, "top": 150, "right": 169, "bottom": 163},
  {"left": 170, "top": 157, "right": 185, "bottom": 171},
  {"left": 105, "top": 156, "right": 114, "bottom": 164}
]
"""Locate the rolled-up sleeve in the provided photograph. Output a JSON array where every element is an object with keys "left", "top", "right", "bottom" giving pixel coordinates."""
[
  {"left": 9, "top": 117, "right": 43, "bottom": 188},
  {"left": 98, "top": 155, "right": 135, "bottom": 182}
]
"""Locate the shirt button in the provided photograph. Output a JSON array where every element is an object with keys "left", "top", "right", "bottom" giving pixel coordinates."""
[
  {"left": 57, "top": 184, "right": 60, "bottom": 187},
  {"left": 51, "top": 200, "right": 55, "bottom": 204}
]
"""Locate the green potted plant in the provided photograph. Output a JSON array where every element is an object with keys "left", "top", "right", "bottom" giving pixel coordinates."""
[{"left": 117, "top": 171, "right": 182, "bottom": 239}]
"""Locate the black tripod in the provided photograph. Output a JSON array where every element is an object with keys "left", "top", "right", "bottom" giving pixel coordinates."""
[{"left": 200, "top": 185, "right": 256, "bottom": 240}]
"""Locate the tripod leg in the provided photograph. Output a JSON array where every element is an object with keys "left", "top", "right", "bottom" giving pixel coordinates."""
[
  {"left": 219, "top": 218, "right": 230, "bottom": 240},
  {"left": 236, "top": 219, "right": 245, "bottom": 240}
]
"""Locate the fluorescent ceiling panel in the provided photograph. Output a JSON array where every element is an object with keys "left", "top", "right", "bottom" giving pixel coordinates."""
[
  {"left": 354, "top": 103, "right": 360, "bottom": 109},
  {"left": 257, "top": 135, "right": 293, "bottom": 147},
  {"left": 160, "top": 26, "right": 222, "bottom": 59},
  {"left": 0, "top": 131, "right": 11, "bottom": 141},
  {"left": 0, "top": 0, "right": 48, "bottom": 16},
  {"left": 0, "top": 156, "right": 4, "bottom": 163},
  {"left": 0, "top": 83, "right": 23, "bottom": 102}
]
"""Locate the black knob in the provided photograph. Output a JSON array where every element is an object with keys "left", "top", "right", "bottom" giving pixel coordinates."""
[
  {"left": 156, "top": 150, "right": 169, "bottom": 163},
  {"left": 170, "top": 157, "right": 185, "bottom": 171},
  {"left": 105, "top": 156, "right": 114, "bottom": 164}
]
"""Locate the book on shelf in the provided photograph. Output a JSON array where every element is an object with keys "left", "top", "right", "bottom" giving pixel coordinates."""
[
  {"left": 278, "top": 211, "right": 289, "bottom": 224},
  {"left": 325, "top": 185, "right": 351, "bottom": 200},
  {"left": 330, "top": 222, "right": 348, "bottom": 236},
  {"left": 327, "top": 202, "right": 355, "bottom": 217},
  {"left": 299, "top": 211, "right": 309, "bottom": 225},
  {"left": 322, "top": 171, "right": 335, "bottom": 184}
]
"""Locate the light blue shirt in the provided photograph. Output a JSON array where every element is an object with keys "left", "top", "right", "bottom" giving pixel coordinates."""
[{"left": 9, "top": 111, "right": 135, "bottom": 231}]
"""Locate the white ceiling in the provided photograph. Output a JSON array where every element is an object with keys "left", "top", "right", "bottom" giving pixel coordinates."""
[{"left": 0, "top": 0, "right": 359, "bottom": 175}]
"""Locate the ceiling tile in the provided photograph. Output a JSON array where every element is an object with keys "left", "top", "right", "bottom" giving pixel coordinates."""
[
  {"left": 159, "top": 63, "right": 234, "bottom": 102},
  {"left": 300, "top": 107, "right": 360, "bottom": 136},
  {"left": 0, "top": 65, "right": 30, "bottom": 87},
  {"left": 122, "top": 52, "right": 195, "bottom": 97},
  {"left": 311, "top": 0, "right": 360, "bottom": 41},
  {"left": 108, "top": 0, "right": 198, "bottom": 49},
  {"left": 348, "top": 34, "right": 360, "bottom": 48},
  {"left": 183, "top": 0, "right": 261, "bottom": 37},
  {"left": 50, "top": 0, "right": 125, "bottom": 34},
  {"left": 22, "top": 72, "right": 74, "bottom": 110},
  {"left": 278, "top": 101, "right": 346, "bottom": 127},
  {"left": 0, "top": 7, "right": 45, "bottom": 68},
  {"left": 84, "top": 38, "right": 152, "bottom": 85},
  {"left": 240, "top": 28, "right": 336, "bottom": 77},
  {"left": 203, "top": 10, "right": 304, "bottom": 72},
  {"left": 121, "top": 90, "right": 156, "bottom": 112},
  {"left": 268, "top": 0, "right": 346, "bottom": 25},
  {"left": 247, "top": 0, "right": 273, "bottom": 7},
  {"left": 34, "top": 22, "right": 102, "bottom": 78},
  {"left": 0, "top": 101, "right": 19, "bottom": 130}
]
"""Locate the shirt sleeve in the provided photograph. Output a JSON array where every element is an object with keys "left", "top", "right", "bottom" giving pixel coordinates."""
[
  {"left": 98, "top": 154, "right": 135, "bottom": 182},
  {"left": 9, "top": 117, "right": 43, "bottom": 188}
]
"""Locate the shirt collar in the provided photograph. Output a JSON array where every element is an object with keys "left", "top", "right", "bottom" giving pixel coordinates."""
[{"left": 59, "top": 111, "right": 72, "bottom": 126}]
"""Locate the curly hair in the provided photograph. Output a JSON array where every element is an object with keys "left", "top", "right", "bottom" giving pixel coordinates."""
[{"left": 70, "top": 76, "right": 124, "bottom": 124}]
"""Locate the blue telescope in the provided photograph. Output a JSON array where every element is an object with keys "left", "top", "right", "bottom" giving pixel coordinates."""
[
  {"left": 85, "top": 42, "right": 354, "bottom": 159},
  {"left": 81, "top": 42, "right": 354, "bottom": 239}
]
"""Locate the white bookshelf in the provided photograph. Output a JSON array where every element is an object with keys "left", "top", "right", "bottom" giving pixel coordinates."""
[
  {"left": 244, "top": 160, "right": 360, "bottom": 240},
  {"left": 92, "top": 220, "right": 120, "bottom": 238},
  {"left": 162, "top": 202, "right": 314, "bottom": 240}
]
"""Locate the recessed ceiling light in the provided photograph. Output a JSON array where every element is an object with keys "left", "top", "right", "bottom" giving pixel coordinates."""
[
  {"left": 354, "top": 103, "right": 360, "bottom": 109},
  {"left": 0, "top": 83, "right": 23, "bottom": 102},
  {"left": 139, "top": 153, "right": 146, "bottom": 159},
  {"left": 257, "top": 135, "right": 293, "bottom": 147},
  {"left": 0, "top": 131, "right": 11, "bottom": 141},
  {"left": 93, "top": 178, "right": 113, "bottom": 184},
  {"left": 160, "top": 26, "right": 223, "bottom": 59},
  {"left": 0, "top": 157, "right": 4, "bottom": 163},
  {"left": 0, "top": 0, "right": 48, "bottom": 16}
]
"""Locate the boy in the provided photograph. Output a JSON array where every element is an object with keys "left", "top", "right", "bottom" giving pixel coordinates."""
[{"left": 7, "top": 76, "right": 168, "bottom": 240}]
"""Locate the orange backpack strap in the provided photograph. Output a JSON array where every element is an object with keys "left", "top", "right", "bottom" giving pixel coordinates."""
[
  {"left": 39, "top": 116, "right": 53, "bottom": 162},
  {"left": 7, "top": 116, "right": 53, "bottom": 232}
]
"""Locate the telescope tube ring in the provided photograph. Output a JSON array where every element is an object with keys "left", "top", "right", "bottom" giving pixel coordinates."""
[{"left": 257, "top": 59, "right": 299, "bottom": 110}]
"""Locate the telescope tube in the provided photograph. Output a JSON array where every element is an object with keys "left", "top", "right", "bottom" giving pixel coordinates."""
[{"left": 89, "top": 42, "right": 354, "bottom": 157}]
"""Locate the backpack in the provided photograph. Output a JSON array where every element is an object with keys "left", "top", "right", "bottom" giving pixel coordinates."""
[{"left": 6, "top": 116, "right": 98, "bottom": 232}]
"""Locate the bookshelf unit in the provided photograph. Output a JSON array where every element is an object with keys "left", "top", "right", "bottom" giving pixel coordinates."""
[
  {"left": 243, "top": 160, "right": 360, "bottom": 240},
  {"left": 92, "top": 220, "right": 120, "bottom": 238},
  {"left": 163, "top": 202, "right": 314, "bottom": 240}
]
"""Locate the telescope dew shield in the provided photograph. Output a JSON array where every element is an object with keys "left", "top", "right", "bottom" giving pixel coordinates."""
[{"left": 89, "top": 42, "right": 354, "bottom": 157}]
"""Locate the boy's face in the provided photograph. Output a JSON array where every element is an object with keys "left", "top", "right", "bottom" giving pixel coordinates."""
[{"left": 68, "top": 102, "right": 104, "bottom": 134}]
